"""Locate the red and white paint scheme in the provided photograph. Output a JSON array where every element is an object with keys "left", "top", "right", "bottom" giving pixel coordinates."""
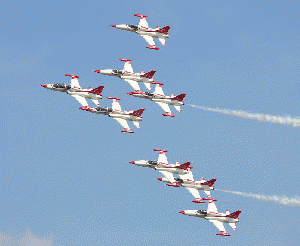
[
  {"left": 127, "top": 83, "right": 186, "bottom": 117},
  {"left": 94, "top": 58, "right": 156, "bottom": 91},
  {"left": 130, "top": 149, "right": 201, "bottom": 200},
  {"left": 110, "top": 14, "right": 170, "bottom": 50},
  {"left": 157, "top": 176, "right": 217, "bottom": 204},
  {"left": 79, "top": 97, "right": 145, "bottom": 133},
  {"left": 41, "top": 74, "right": 104, "bottom": 109},
  {"left": 179, "top": 201, "right": 241, "bottom": 236}
]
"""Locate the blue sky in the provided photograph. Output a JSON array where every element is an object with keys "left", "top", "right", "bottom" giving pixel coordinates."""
[{"left": 1, "top": 0, "right": 299, "bottom": 245}]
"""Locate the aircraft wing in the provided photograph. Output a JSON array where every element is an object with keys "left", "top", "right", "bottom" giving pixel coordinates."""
[
  {"left": 185, "top": 187, "right": 201, "bottom": 200},
  {"left": 179, "top": 172, "right": 194, "bottom": 181},
  {"left": 207, "top": 201, "right": 218, "bottom": 214},
  {"left": 140, "top": 34, "right": 156, "bottom": 47},
  {"left": 114, "top": 118, "right": 130, "bottom": 130},
  {"left": 71, "top": 95, "right": 89, "bottom": 107},
  {"left": 209, "top": 220, "right": 226, "bottom": 233},
  {"left": 71, "top": 77, "right": 81, "bottom": 89},
  {"left": 139, "top": 18, "right": 148, "bottom": 28},
  {"left": 204, "top": 190, "right": 211, "bottom": 197},
  {"left": 124, "top": 62, "right": 133, "bottom": 73},
  {"left": 158, "top": 171, "right": 176, "bottom": 183},
  {"left": 154, "top": 84, "right": 165, "bottom": 96},
  {"left": 112, "top": 99, "right": 122, "bottom": 111},
  {"left": 156, "top": 102, "right": 171, "bottom": 114},
  {"left": 124, "top": 79, "right": 141, "bottom": 91},
  {"left": 158, "top": 151, "right": 168, "bottom": 164}
]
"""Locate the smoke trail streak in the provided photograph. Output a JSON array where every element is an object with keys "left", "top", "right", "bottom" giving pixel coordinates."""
[
  {"left": 188, "top": 104, "right": 300, "bottom": 127},
  {"left": 218, "top": 189, "right": 300, "bottom": 207}
]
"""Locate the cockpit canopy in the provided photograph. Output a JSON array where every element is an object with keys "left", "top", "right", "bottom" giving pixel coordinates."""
[
  {"left": 148, "top": 161, "right": 158, "bottom": 165},
  {"left": 53, "top": 83, "right": 71, "bottom": 89},
  {"left": 197, "top": 210, "right": 207, "bottom": 215},
  {"left": 128, "top": 24, "right": 138, "bottom": 30},
  {"left": 175, "top": 177, "right": 184, "bottom": 183},
  {"left": 112, "top": 69, "right": 123, "bottom": 74},
  {"left": 95, "top": 107, "right": 113, "bottom": 112},
  {"left": 145, "top": 92, "right": 154, "bottom": 96}
]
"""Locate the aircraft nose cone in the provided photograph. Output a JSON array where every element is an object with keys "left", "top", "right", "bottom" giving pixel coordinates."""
[
  {"left": 129, "top": 161, "right": 135, "bottom": 164},
  {"left": 179, "top": 211, "right": 185, "bottom": 214},
  {"left": 156, "top": 178, "right": 162, "bottom": 181},
  {"left": 94, "top": 70, "right": 101, "bottom": 73},
  {"left": 111, "top": 25, "right": 116, "bottom": 28},
  {"left": 41, "top": 85, "right": 47, "bottom": 88},
  {"left": 127, "top": 92, "right": 134, "bottom": 95}
]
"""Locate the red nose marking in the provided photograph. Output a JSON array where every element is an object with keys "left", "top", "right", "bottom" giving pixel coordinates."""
[
  {"left": 41, "top": 85, "right": 47, "bottom": 88},
  {"left": 129, "top": 161, "right": 135, "bottom": 164},
  {"left": 111, "top": 25, "right": 116, "bottom": 28},
  {"left": 94, "top": 70, "right": 101, "bottom": 73},
  {"left": 179, "top": 211, "right": 185, "bottom": 214},
  {"left": 156, "top": 178, "right": 162, "bottom": 181}
]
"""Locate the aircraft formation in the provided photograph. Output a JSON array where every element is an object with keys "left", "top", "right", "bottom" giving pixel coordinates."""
[
  {"left": 41, "top": 14, "right": 241, "bottom": 236},
  {"left": 130, "top": 149, "right": 241, "bottom": 236}
]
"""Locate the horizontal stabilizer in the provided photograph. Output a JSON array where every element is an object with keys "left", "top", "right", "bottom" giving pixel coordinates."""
[
  {"left": 141, "top": 70, "right": 156, "bottom": 79},
  {"left": 227, "top": 210, "right": 242, "bottom": 219},
  {"left": 90, "top": 86, "right": 104, "bottom": 95},
  {"left": 131, "top": 108, "right": 145, "bottom": 117},
  {"left": 216, "top": 232, "right": 231, "bottom": 236},
  {"left": 172, "top": 93, "right": 186, "bottom": 102}
]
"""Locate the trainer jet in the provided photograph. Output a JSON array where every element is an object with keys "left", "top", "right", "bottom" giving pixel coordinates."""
[
  {"left": 127, "top": 83, "right": 186, "bottom": 117},
  {"left": 130, "top": 149, "right": 207, "bottom": 203},
  {"left": 80, "top": 97, "right": 145, "bottom": 133},
  {"left": 94, "top": 58, "right": 156, "bottom": 91},
  {"left": 110, "top": 14, "right": 170, "bottom": 50},
  {"left": 41, "top": 74, "right": 104, "bottom": 109},
  {"left": 179, "top": 201, "right": 241, "bottom": 236},
  {"left": 157, "top": 175, "right": 217, "bottom": 204}
]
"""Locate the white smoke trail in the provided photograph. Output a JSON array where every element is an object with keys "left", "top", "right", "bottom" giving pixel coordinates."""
[
  {"left": 218, "top": 189, "right": 300, "bottom": 207},
  {"left": 188, "top": 104, "right": 300, "bottom": 127}
]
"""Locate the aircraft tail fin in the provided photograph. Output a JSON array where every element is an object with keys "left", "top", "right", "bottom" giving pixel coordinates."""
[
  {"left": 141, "top": 70, "right": 156, "bottom": 79},
  {"left": 202, "top": 178, "right": 217, "bottom": 187},
  {"left": 158, "top": 26, "right": 171, "bottom": 35},
  {"left": 178, "top": 162, "right": 193, "bottom": 170},
  {"left": 227, "top": 210, "right": 242, "bottom": 219},
  {"left": 172, "top": 93, "right": 186, "bottom": 102},
  {"left": 131, "top": 108, "right": 145, "bottom": 117},
  {"left": 90, "top": 86, "right": 104, "bottom": 95}
]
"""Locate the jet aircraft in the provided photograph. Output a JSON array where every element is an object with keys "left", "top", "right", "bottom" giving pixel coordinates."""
[
  {"left": 80, "top": 97, "right": 145, "bottom": 133},
  {"left": 127, "top": 83, "right": 186, "bottom": 117},
  {"left": 130, "top": 149, "right": 208, "bottom": 203},
  {"left": 94, "top": 58, "right": 156, "bottom": 91},
  {"left": 179, "top": 201, "right": 241, "bottom": 236},
  {"left": 110, "top": 14, "right": 170, "bottom": 50},
  {"left": 157, "top": 176, "right": 217, "bottom": 203},
  {"left": 41, "top": 74, "right": 104, "bottom": 109}
]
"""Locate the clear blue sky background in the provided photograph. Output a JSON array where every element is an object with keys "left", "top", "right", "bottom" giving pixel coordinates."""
[{"left": 1, "top": 0, "right": 299, "bottom": 245}]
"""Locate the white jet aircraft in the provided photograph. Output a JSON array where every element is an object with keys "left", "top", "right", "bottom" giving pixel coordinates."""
[
  {"left": 127, "top": 83, "right": 186, "bottom": 117},
  {"left": 41, "top": 74, "right": 104, "bottom": 109},
  {"left": 94, "top": 58, "right": 156, "bottom": 91},
  {"left": 111, "top": 14, "right": 170, "bottom": 50},
  {"left": 157, "top": 176, "right": 217, "bottom": 204},
  {"left": 130, "top": 149, "right": 208, "bottom": 203},
  {"left": 79, "top": 97, "right": 145, "bottom": 133},
  {"left": 179, "top": 201, "right": 241, "bottom": 236}
]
